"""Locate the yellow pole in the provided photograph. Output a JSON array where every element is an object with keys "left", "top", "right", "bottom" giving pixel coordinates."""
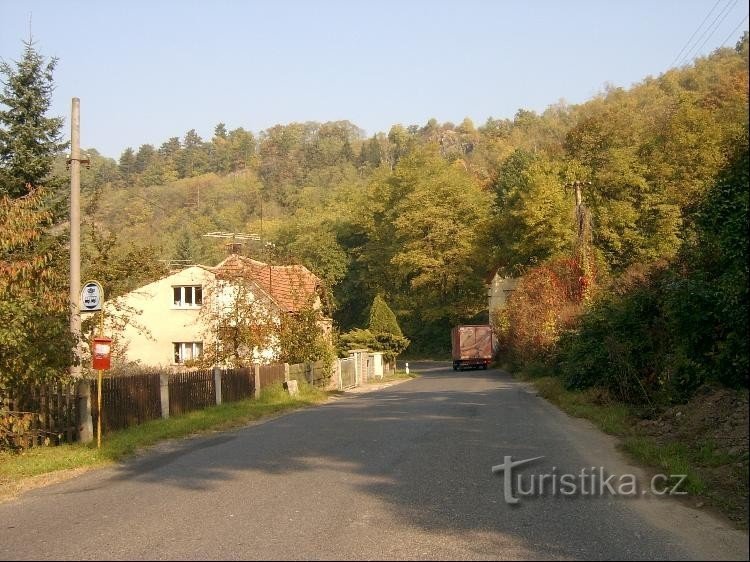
[
  {"left": 97, "top": 309, "right": 104, "bottom": 449},
  {"left": 97, "top": 369, "right": 102, "bottom": 449}
]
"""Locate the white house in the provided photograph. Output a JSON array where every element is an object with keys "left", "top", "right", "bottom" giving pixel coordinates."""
[
  {"left": 101, "top": 254, "right": 327, "bottom": 369},
  {"left": 486, "top": 269, "right": 519, "bottom": 325}
]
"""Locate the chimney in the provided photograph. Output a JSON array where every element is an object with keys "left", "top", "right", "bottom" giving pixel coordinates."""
[{"left": 225, "top": 242, "right": 244, "bottom": 255}]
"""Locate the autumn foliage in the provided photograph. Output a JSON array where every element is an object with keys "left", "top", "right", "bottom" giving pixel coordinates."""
[{"left": 493, "top": 257, "right": 589, "bottom": 363}]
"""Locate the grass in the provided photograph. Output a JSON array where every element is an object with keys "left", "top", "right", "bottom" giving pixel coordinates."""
[
  {"left": 515, "top": 371, "right": 724, "bottom": 511},
  {"left": 622, "top": 437, "right": 705, "bottom": 495},
  {"left": 514, "top": 365, "right": 749, "bottom": 526},
  {"left": 379, "top": 369, "right": 418, "bottom": 383},
  {"left": 0, "top": 382, "right": 327, "bottom": 499}
]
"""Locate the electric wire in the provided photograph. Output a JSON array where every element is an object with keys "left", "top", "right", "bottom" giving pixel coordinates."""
[
  {"left": 719, "top": 14, "right": 748, "bottom": 47},
  {"left": 684, "top": 0, "right": 740, "bottom": 62},
  {"left": 679, "top": 0, "right": 739, "bottom": 65},
  {"left": 670, "top": 0, "right": 723, "bottom": 67}
]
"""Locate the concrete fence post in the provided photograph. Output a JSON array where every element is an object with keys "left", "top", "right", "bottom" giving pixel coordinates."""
[
  {"left": 336, "top": 359, "right": 342, "bottom": 390},
  {"left": 77, "top": 380, "right": 93, "bottom": 443},
  {"left": 284, "top": 363, "right": 290, "bottom": 383},
  {"left": 159, "top": 374, "right": 170, "bottom": 419},
  {"left": 253, "top": 364, "right": 260, "bottom": 399},
  {"left": 213, "top": 367, "right": 222, "bottom": 406}
]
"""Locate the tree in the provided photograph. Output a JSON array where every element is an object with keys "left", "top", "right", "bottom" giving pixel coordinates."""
[
  {"left": 365, "top": 294, "right": 409, "bottom": 364},
  {"left": 118, "top": 147, "right": 136, "bottom": 184},
  {"left": 368, "top": 294, "right": 403, "bottom": 337},
  {"left": 486, "top": 151, "right": 574, "bottom": 275},
  {"left": 177, "top": 129, "right": 209, "bottom": 178},
  {"left": 134, "top": 144, "right": 156, "bottom": 174},
  {"left": 0, "top": 39, "right": 67, "bottom": 198},
  {"left": 197, "top": 274, "right": 278, "bottom": 368},
  {"left": 278, "top": 298, "right": 334, "bottom": 366},
  {"left": 0, "top": 41, "right": 71, "bottom": 387}
]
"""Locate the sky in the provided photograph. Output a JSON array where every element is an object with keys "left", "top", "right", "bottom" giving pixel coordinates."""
[{"left": 1, "top": 0, "right": 748, "bottom": 160}]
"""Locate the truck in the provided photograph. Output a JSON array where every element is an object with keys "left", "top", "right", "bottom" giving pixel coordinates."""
[{"left": 451, "top": 324, "right": 494, "bottom": 371}]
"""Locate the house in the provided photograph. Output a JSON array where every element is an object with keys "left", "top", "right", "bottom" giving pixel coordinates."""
[
  {"left": 486, "top": 268, "right": 519, "bottom": 325},
  {"left": 102, "top": 254, "right": 328, "bottom": 369}
]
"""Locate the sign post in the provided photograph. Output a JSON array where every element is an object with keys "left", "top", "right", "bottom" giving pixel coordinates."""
[
  {"left": 81, "top": 280, "right": 109, "bottom": 448},
  {"left": 92, "top": 336, "right": 112, "bottom": 448}
]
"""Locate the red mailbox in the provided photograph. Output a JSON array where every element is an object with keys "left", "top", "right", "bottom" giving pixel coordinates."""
[{"left": 92, "top": 336, "right": 113, "bottom": 370}]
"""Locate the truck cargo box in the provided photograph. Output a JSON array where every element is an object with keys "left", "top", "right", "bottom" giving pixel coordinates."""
[{"left": 451, "top": 324, "right": 494, "bottom": 371}]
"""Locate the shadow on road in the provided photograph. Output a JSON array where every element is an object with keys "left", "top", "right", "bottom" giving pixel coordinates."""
[{"left": 92, "top": 363, "right": 687, "bottom": 559}]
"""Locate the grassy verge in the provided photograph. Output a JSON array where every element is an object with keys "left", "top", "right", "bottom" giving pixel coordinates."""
[
  {"left": 0, "top": 383, "right": 326, "bottom": 500},
  {"left": 517, "top": 368, "right": 748, "bottom": 526},
  {"left": 379, "top": 369, "right": 418, "bottom": 383}
]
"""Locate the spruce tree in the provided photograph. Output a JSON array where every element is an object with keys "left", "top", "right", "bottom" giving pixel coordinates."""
[
  {"left": 0, "top": 39, "right": 67, "bottom": 197},
  {"left": 0, "top": 40, "right": 71, "bottom": 387}
]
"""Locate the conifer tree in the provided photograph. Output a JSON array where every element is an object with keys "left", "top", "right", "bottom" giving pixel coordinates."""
[
  {"left": 0, "top": 39, "right": 72, "bottom": 386},
  {"left": 368, "top": 294, "right": 403, "bottom": 337},
  {"left": 0, "top": 39, "right": 67, "bottom": 197}
]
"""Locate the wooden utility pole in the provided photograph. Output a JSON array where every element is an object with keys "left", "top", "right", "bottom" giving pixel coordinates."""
[
  {"left": 69, "top": 98, "right": 82, "bottom": 377},
  {"left": 69, "top": 98, "right": 93, "bottom": 442},
  {"left": 566, "top": 180, "right": 592, "bottom": 301}
]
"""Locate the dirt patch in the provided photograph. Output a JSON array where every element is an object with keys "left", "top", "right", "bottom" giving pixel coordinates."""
[{"left": 637, "top": 386, "right": 749, "bottom": 525}]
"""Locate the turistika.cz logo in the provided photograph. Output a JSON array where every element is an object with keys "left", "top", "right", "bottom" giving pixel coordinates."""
[{"left": 491, "top": 456, "right": 688, "bottom": 505}]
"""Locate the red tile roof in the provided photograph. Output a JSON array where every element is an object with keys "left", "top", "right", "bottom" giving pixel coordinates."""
[{"left": 213, "top": 254, "right": 321, "bottom": 313}]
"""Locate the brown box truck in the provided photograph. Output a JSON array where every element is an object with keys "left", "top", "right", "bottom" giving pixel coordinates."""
[{"left": 451, "top": 325, "right": 494, "bottom": 371}]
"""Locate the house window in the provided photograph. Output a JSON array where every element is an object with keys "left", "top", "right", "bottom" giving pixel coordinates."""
[
  {"left": 173, "top": 342, "right": 203, "bottom": 364},
  {"left": 173, "top": 285, "right": 202, "bottom": 308}
]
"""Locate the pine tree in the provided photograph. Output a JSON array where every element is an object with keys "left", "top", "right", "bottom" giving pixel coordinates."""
[
  {"left": 0, "top": 39, "right": 67, "bottom": 197},
  {"left": 118, "top": 147, "right": 136, "bottom": 183}
]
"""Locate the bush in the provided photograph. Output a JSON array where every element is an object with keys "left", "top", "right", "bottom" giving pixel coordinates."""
[
  {"left": 557, "top": 275, "right": 665, "bottom": 403},
  {"left": 338, "top": 328, "right": 410, "bottom": 363},
  {"left": 496, "top": 257, "right": 586, "bottom": 363}
]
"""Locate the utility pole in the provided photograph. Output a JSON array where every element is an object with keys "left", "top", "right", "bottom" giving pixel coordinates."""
[
  {"left": 68, "top": 98, "right": 93, "bottom": 442},
  {"left": 69, "top": 98, "right": 82, "bottom": 378},
  {"left": 566, "top": 180, "right": 592, "bottom": 301}
]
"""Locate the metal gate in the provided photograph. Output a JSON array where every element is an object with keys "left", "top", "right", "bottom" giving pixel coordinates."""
[{"left": 339, "top": 357, "right": 356, "bottom": 389}]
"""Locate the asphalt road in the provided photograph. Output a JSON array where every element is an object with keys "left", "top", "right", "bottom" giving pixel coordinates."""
[{"left": 1, "top": 362, "right": 747, "bottom": 560}]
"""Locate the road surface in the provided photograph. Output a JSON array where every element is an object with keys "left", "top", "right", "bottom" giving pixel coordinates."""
[{"left": 0, "top": 362, "right": 747, "bottom": 560}]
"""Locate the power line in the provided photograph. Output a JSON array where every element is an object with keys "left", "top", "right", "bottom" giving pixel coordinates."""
[
  {"left": 686, "top": 0, "right": 740, "bottom": 61},
  {"left": 671, "top": 0, "right": 723, "bottom": 67},
  {"left": 680, "top": 0, "right": 739, "bottom": 65},
  {"left": 720, "top": 14, "right": 749, "bottom": 47}
]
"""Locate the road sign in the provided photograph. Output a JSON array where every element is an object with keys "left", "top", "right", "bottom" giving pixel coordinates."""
[{"left": 81, "top": 280, "right": 104, "bottom": 312}]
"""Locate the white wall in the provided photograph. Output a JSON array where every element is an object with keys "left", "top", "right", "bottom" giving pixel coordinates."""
[
  {"left": 105, "top": 266, "right": 216, "bottom": 368},
  {"left": 488, "top": 274, "right": 519, "bottom": 322}
]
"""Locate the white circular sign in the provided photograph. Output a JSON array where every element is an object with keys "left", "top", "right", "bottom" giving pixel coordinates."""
[{"left": 81, "top": 281, "right": 103, "bottom": 311}]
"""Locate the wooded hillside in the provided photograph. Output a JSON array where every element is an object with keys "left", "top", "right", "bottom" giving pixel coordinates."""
[{"left": 65, "top": 37, "right": 747, "bottom": 370}]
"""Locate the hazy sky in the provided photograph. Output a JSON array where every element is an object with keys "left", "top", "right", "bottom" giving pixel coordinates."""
[{"left": 1, "top": 0, "right": 748, "bottom": 159}]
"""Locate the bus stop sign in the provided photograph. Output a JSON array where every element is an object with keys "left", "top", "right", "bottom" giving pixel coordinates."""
[{"left": 81, "top": 281, "right": 104, "bottom": 312}]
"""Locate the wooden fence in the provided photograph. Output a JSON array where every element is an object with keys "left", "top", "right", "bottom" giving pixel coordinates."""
[
  {"left": 1, "top": 383, "right": 79, "bottom": 450},
  {"left": 221, "top": 368, "right": 254, "bottom": 403},
  {"left": 90, "top": 373, "right": 161, "bottom": 434},
  {"left": 168, "top": 369, "right": 216, "bottom": 416},
  {"left": 258, "top": 364, "right": 286, "bottom": 388},
  {"left": 2, "top": 358, "right": 351, "bottom": 450}
]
